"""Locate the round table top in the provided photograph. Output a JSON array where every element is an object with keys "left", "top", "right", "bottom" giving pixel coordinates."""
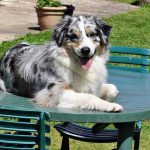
[{"left": 0, "top": 69, "right": 150, "bottom": 123}]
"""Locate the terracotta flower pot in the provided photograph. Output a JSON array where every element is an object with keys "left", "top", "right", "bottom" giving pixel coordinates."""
[{"left": 35, "top": 5, "right": 75, "bottom": 31}]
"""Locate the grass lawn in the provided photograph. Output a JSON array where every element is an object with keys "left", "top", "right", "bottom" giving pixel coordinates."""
[
  {"left": 0, "top": 3, "right": 150, "bottom": 150},
  {"left": 113, "top": 0, "right": 136, "bottom": 3},
  {"left": 105, "top": 5, "right": 150, "bottom": 48}
]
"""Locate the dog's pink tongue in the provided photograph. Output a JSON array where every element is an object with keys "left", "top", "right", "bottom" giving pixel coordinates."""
[{"left": 80, "top": 58, "right": 93, "bottom": 70}]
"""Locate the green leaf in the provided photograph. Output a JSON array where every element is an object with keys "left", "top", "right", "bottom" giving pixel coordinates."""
[{"left": 37, "top": 0, "right": 62, "bottom": 8}]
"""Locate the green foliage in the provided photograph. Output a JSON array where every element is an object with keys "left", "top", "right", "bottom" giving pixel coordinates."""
[
  {"left": 37, "top": 0, "right": 62, "bottom": 8},
  {"left": 113, "top": 0, "right": 136, "bottom": 3}
]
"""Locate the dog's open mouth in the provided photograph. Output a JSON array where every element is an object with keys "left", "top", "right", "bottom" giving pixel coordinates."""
[{"left": 79, "top": 56, "right": 93, "bottom": 70}]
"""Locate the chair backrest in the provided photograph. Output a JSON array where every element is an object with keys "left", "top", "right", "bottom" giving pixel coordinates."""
[
  {"left": 0, "top": 109, "right": 50, "bottom": 150},
  {"left": 108, "top": 46, "right": 150, "bottom": 73}
]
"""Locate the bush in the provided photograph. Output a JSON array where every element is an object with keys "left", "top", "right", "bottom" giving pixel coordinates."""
[{"left": 37, "top": 0, "right": 62, "bottom": 8}]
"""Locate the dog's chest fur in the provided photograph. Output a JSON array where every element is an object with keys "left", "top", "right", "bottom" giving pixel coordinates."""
[{"left": 59, "top": 55, "right": 107, "bottom": 96}]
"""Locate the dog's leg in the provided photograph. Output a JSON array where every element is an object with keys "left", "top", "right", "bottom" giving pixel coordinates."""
[
  {"left": 34, "top": 83, "right": 122, "bottom": 112},
  {"left": 58, "top": 89, "right": 122, "bottom": 112},
  {"left": 100, "top": 83, "right": 119, "bottom": 101}
]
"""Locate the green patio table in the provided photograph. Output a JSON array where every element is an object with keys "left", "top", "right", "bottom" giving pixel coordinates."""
[{"left": 0, "top": 68, "right": 150, "bottom": 150}]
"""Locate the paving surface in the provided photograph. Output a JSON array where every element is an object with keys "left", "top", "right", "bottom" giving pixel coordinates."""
[{"left": 0, "top": 0, "right": 138, "bottom": 42}]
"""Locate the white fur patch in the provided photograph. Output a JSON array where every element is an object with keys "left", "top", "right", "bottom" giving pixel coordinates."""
[
  {"left": 0, "top": 79, "right": 6, "bottom": 92},
  {"left": 74, "top": 16, "right": 97, "bottom": 57}
]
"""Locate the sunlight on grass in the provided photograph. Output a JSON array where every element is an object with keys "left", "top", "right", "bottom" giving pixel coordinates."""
[
  {"left": 113, "top": 0, "right": 136, "bottom": 3},
  {"left": 105, "top": 5, "right": 150, "bottom": 48},
  {"left": 0, "top": 31, "right": 51, "bottom": 57}
]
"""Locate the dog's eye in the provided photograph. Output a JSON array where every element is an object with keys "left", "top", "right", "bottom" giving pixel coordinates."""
[
  {"left": 87, "top": 32, "right": 98, "bottom": 37},
  {"left": 70, "top": 34, "right": 78, "bottom": 41}
]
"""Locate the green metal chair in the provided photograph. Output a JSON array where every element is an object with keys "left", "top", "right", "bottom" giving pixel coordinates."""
[
  {"left": 55, "top": 46, "right": 150, "bottom": 150},
  {"left": 108, "top": 46, "right": 150, "bottom": 73},
  {"left": 0, "top": 93, "right": 50, "bottom": 150}
]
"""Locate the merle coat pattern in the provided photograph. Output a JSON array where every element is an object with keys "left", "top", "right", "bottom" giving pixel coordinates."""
[{"left": 0, "top": 16, "right": 123, "bottom": 112}]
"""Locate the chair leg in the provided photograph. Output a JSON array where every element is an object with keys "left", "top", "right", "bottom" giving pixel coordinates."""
[
  {"left": 61, "top": 136, "right": 70, "bottom": 150},
  {"left": 134, "top": 131, "right": 140, "bottom": 150}
]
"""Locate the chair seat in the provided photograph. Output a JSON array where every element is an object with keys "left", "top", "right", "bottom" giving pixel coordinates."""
[
  {"left": 55, "top": 123, "right": 118, "bottom": 143},
  {"left": 55, "top": 123, "right": 140, "bottom": 143}
]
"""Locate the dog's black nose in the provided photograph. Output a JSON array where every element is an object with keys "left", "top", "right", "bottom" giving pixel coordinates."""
[{"left": 81, "top": 47, "right": 90, "bottom": 56}]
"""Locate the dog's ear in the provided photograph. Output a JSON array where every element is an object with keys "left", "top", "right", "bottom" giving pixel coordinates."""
[
  {"left": 94, "top": 17, "right": 112, "bottom": 45},
  {"left": 52, "top": 16, "right": 72, "bottom": 47}
]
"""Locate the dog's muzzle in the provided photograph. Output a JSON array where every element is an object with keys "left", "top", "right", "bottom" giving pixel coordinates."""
[
  {"left": 76, "top": 47, "right": 94, "bottom": 70},
  {"left": 80, "top": 47, "right": 90, "bottom": 57}
]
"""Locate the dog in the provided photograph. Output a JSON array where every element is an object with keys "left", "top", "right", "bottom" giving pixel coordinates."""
[{"left": 0, "top": 15, "right": 123, "bottom": 112}]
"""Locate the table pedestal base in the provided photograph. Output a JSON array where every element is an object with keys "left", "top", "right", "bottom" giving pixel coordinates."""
[{"left": 117, "top": 122, "right": 135, "bottom": 150}]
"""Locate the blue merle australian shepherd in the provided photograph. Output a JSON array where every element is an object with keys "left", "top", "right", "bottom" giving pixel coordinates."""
[{"left": 0, "top": 16, "right": 123, "bottom": 112}]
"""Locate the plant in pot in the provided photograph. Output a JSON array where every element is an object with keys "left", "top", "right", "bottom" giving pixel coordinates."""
[{"left": 35, "top": 0, "right": 75, "bottom": 31}]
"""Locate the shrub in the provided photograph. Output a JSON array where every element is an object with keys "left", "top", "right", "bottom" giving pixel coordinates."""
[{"left": 37, "top": 0, "right": 62, "bottom": 8}]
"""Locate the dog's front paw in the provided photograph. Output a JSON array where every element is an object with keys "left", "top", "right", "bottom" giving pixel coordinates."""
[
  {"left": 95, "top": 99, "right": 123, "bottom": 112},
  {"left": 107, "top": 84, "right": 119, "bottom": 100},
  {"left": 104, "top": 103, "right": 123, "bottom": 112},
  {"left": 101, "top": 84, "right": 119, "bottom": 101}
]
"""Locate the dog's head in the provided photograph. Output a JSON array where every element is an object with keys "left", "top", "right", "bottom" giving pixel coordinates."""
[{"left": 52, "top": 15, "right": 112, "bottom": 70}]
